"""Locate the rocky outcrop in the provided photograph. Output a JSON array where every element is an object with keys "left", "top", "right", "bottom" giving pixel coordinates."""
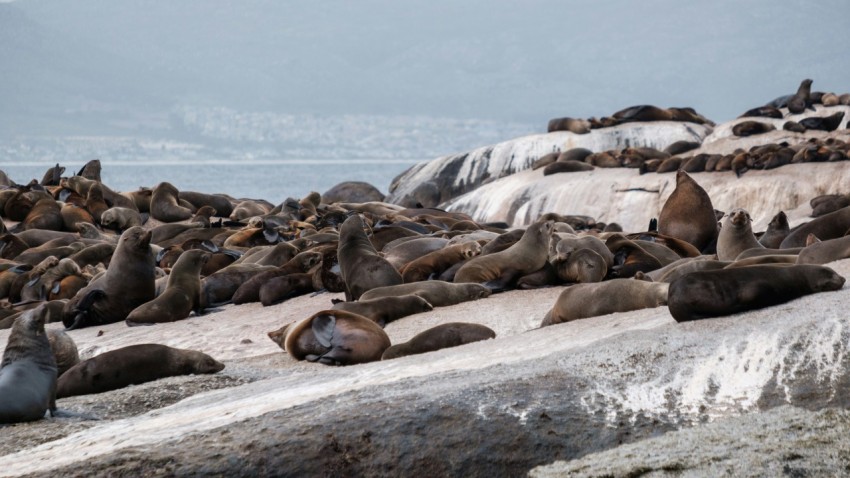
[{"left": 386, "top": 121, "right": 711, "bottom": 207}]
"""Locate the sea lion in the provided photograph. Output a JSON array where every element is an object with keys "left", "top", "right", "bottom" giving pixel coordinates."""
[
  {"left": 758, "top": 211, "right": 790, "bottom": 248},
  {"left": 780, "top": 205, "right": 850, "bottom": 248},
  {"left": 22, "top": 197, "right": 63, "bottom": 231},
  {"left": 22, "top": 257, "right": 82, "bottom": 302},
  {"left": 200, "top": 263, "right": 277, "bottom": 307},
  {"left": 612, "top": 105, "right": 672, "bottom": 123},
  {"left": 667, "top": 264, "right": 844, "bottom": 322},
  {"left": 331, "top": 295, "right": 434, "bottom": 327},
  {"left": 125, "top": 249, "right": 208, "bottom": 325},
  {"left": 40, "top": 163, "right": 65, "bottom": 186},
  {"left": 150, "top": 182, "right": 194, "bottom": 223},
  {"left": 258, "top": 272, "right": 316, "bottom": 306},
  {"left": 56, "top": 344, "right": 224, "bottom": 398},
  {"left": 646, "top": 257, "right": 729, "bottom": 283},
  {"left": 551, "top": 235, "right": 614, "bottom": 268},
  {"left": 554, "top": 248, "right": 607, "bottom": 283},
  {"left": 738, "top": 106, "right": 783, "bottom": 119},
  {"left": 231, "top": 251, "right": 322, "bottom": 304},
  {"left": 100, "top": 207, "right": 143, "bottom": 231},
  {"left": 724, "top": 255, "right": 798, "bottom": 268},
  {"left": 59, "top": 203, "right": 95, "bottom": 233},
  {"left": 229, "top": 200, "right": 272, "bottom": 221},
  {"left": 454, "top": 220, "right": 553, "bottom": 290},
  {"left": 46, "top": 328, "right": 79, "bottom": 376},
  {"left": 61, "top": 226, "right": 156, "bottom": 330},
  {"left": 76, "top": 159, "right": 102, "bottom": 181},
  {"left": 338, "top": 214, "right": 403, "bottom": 301},
  {"left": 543, "top": 160, "right": 595, "bottom": 175},
  {"left": 799, "top": 112, "right": 845, "bottom": 132},
  {"left": 382, "top": 322, "right": 496, "bottom": 360},
  {"left": 359, "top": 281, "right": 491, "bottom": 307},
  {"left": 268, "top": 310, "right": 390, "bottom": 366},
  {"left": 68, "top": 242, "right": 115, "bottom": 269},
  {"left": 0, "top": 306, "right": 57, "bottom": 423},
  {"left": 188, "top": 205, "right": 217, "bottom": 228},
  {"left": 658, "top": 170, "right": 718, "bottom": 252},
  {"left": 178, "top": 191, "right": 234, "bottom": 218},
  {"left": 787, "top": 79, "right": 813, "bottom": 114},
  {"left": 401, "top": 242, "right": 482, "bottom": 283},
  {"left": 605, "top": 234, "right": 663, "bottom": 278},
  {"left": 541, "top": 279, "right": 669, "bottom": 326},
  {"left": 84, "top": 183, "right": 110, "bottom": 223},
  {"left": 783, "top": 121, "right": 806, "bottom": 133},
  {"left": 547, "top": 117, "right": 591, "bottom": 134},
  {"left": 382, "top": 237, "right": 449, "bottom": 271},
  {"left": 810, "top": 194, "right": 850, "bottom": 218},
  {"left": 716, "top": 208, "right": 764, "bottom": 261},
  {"left": 532, "top": 152, "right": 560, "bottom": 170},
  {"left": 796, "top": 235, "right": 850, "bottom": 265},
  {"left": 732, "top": 121, "right": 776, "bottom": 137}
]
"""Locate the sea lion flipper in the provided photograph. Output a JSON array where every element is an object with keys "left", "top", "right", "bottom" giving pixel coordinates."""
[
  {"left": 330, "top": 298, "right": 344, "bottom": 304},
  {"left": 311, "top": 313, "right": 336, "bottom": 348},
  {"left": 201, "top": 240, "right": 220, "bottom": 253},
  {"left": 263, "top": 230, "right": 280, "bottom": 244},
  {"left": 25, "top": 276, "right": 40, "bottom": 287},
  {"left": 51, "top": 282, "right": 61, "bottom": 295},
  {"left": 64, "top": 289, "right": 106, "bottom": 330}
]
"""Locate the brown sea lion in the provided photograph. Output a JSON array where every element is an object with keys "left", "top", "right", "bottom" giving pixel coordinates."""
[
  {"left": 724, "top": 255, "right": 798, "bottom": 268},
  {"left": 188, "top": 205, "right": 217, "bottom": 228},
  {"left": 258, "top": 272, "right": 317, "bottom": 306},
  {"left": 401, "top": 242, "right": 482, "bottom": 283},
  {"left": 716, "top": 208, "right": 764, "bottom": 261},
  {"left": 532, "top": 152, "right": 560, "bottom": 170},
  {"left": 612, "top": 105, "right": 672, "bottom": 123},
  {"left": 382, "top": 237, "right": 448, "bottom": 271},
  {"left": 547, "top": 117, "right": 591, "bottom": 134},
  {"left": 555, "top": 248, "right": 607, "bottom": 283},
  {"left": 787, "top": 79, "right": 813, "bottom": 114},
  {"left": 268, "top": 310, "right": 390, "bottom": 366},
  {"left": 22, "top": 197, "right": 63, "bottom": 231},
  {"left": 758, "top": 211, "right": 790, "bottom": 248},
  {"left": 732, "top": 121, "right": 776, "bottom": 137},
  {"left": 331, "top": 295, "right": 434, "bottom": 327},
  {"left": 647, "top": 257, "right": 730, "bottom": 283},
  {"left": 84, "top": 183, "right": 110, "bottom": 223},
  {"left": 359, "top": 281, "right": 491, "bottom": 307},
  {"left": 454, "top": 220, "right": 553, "bottom": 290},
  {"left": 75, "top": 159, "right": 102, "bottom": 182},
  {"left": 59, "top": 203, "right": 95, "bottom": 233},
  {"left": 738, "top": 106, "right": 783, "bottom": 119},
  {"left": 668, "top": 264, "right": 844, "bottom": 322},
  {"left": 810, "top": 194, "right": 850, "bottom": 218},
  {"left": 796, "top": 235, "right": 850, "bottom": 265},
  {"left": 178, "top": 191, "right": 234, "bottom": 218},
  {"left": 21, "top": 257, "right": 81, "bottom": 302},
  {"left": 46, "top": 328, "right": 79, "bottom": 376},
  {"left": 799, "top": 112, "right": 845, "bottom": 132},
  {"left": 125, "top": 249, "right": 208, "bottom": 325},
  {"left": 231, "top": 251, "right": 322, "bottom": 304},
  {"left": 229, "top": 199, "right": 272, "bottom": 221},
  {"left": 61, "top": 226, "right": 156, "bottom": 330},
  {"left": 150, "top": 182, "right": 194, "bottom": 223},
  {"left": 0, "top": 306, "right": 57, "bottom": 423},
  {"left": 200, "top": 263, "right": 277, "bottom": 307},
  {"left": 543, "top": 160, "right": 595, "bottom": 175},
  {"left": 781, "top": 206, "right": 850, "bottom": 248},
  {"left": 605, "top": 234, "right": 663, "bottom": 278},
  {"left": 39, "top": 163, "right": 65, "bottom": 186},
  {"left": 658, "top": 170, "right": 718, "bottom": 252},
  {"left": 382, "top": 322, "right": 496, "bottom": 360},
  {"left": 100, "top": 207, "right": 143, "bottom": 231},
  {"left": 56, "top": 344, "right": 224, "bottom": 398},
  {"left": 541, "top": 279, "right": 669, "bottom": 326},
  {"left": 338, "top": 214, "right": 403, "bottom": 301},
  {"left": 68, "top": 242, "right": 115, "bottom": 269},
  {"left": 552, "top": 235, "right": 614, "bottom": 268}
]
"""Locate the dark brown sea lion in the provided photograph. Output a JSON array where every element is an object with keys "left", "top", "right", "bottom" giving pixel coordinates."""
[
  {"left": 59, "top": 203, "right": 95, "bottom": 233},
  {"left": 200, "top": 263, "right": 277, "bottom": 307},
  {"left": 61, "top": 226, "right": 156, "bottom": 330},
  {"left": 76, "top": 159, "right": 102, "bottom": 181},
  {"left": 232, "top": 251, "right": 321, "bottom": 305},
  {"left": 605, "top": 234, "right": 664, "bottom": 278},
  {"left": 541, "top": 279, "right": 669, "bottom": 326},
  {"left": 658, "top": 170, "right": 718, "bottom": 252},
  {"left": 178, "top": 191, "right": 234, "bottom": 218},
  {"left": 359, "top": 281, "right": 491, "bottom": 307},
  {"left": 150, "top": 182, "right": 194, "bottom": 223},
  {"left": 532, "top": 152, "right": 559, "bottom": 170},
  {"left": 716, "top": 208, "right": 764, "bottom": 261},
  {"left": 338, "top": 214, "right": 403, "bottom": 301},
  {"left": 68, "top": 242, "right": 115, "bottom": 269},
  {"left": 612, "top": 105, "right": 672, "bottom": 123},
  {"left": 547, "top": 117, "right": 591, "bottom": 134},
  {"left": 780, "top": 205, "right": 850, "bottom": 248},
  {"left": 552, "top": 235, "right": 614, "bottom": 268},
  {"left": 667, "top": 264, "right": 844, "bottom": 322},
  {"left": 56, "top": 344, "right": 224, "bottom": 398},
  {"left": 125, "top": 249, "right": 208, "bottom": 325},
  {"left": 22, "top": 197, "right": 63, "bottom": 231},
  {"left": 787, "top": 79, "right": 813, "bottom": 114},
  {"left": 382, "top": 237, "right": 448, "bottom": 271},
  {"left": 188, "top": 205, "right": 217, "bottom": 228},
  {"left": 758, "top": 211, "right": 790, "bottom": 248},
  {"left": 732, "top": 121, "right": 776, "bottom": 137},
  {"left": 268, "top": 310, "right": 390, "bottom": 366},
  {"left": 401, "top": 242, "right": 482, "bottom": 283},
  {"left": 724, "top": 255, "right": 798, "bottom": 268},
  {"left": 0, "top": 306, "right": 57, "bottom": 423},
  {"left": 39, "top": 163, "right": 65, "bottom": 186},
  {"left": 810, "top": 194, "right": 850, "bottom": 218},
  {"left": 258, "top": 272, "right": 317, "bottom": 306},
  {"left": 543, "top": 160, "right": 595, "bottom": 175},
  {"left": 46, "top": 328, "right": 79, "bottom": 376},
  {"left": 331, "top": 295, "right": 434, "bottom": 327},
  {"left": 4, "top": 188, "right": 34, "bottom": 222},
  {"left": 783, "top": 121, "right": 806, "bottom": 133},
  {"left": 322, "top": 181, "right": 386, "bottom": 204},
  {"left": 799, "top": 112, "right": 845, "bottom": 132},
  {"left": 647, "top": 257, "right": 730, "bottom": 283},
  {"left": 84, "top": 183, "right": 110, "bottom": 223},
  {"left": 738, "top": 106, "right": 783, "bottom": 119},
  {"left": 454, "top": 220, "right": 553, "bottom": 290},
  {"left": 382, "top": 322, "right": 496, "bottom": 360}
]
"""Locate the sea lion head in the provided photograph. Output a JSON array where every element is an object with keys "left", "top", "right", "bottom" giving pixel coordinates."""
[
  {"left": 726, "top": 208, "right": 752, "bottom": 228},
  {"left": 805, "top": 265, "right": 846, "bottom": 292}
]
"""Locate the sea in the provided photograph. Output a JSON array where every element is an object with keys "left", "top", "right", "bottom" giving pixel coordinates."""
[{"left": 0, "top": 159, "right": 426, "bottom": 203}]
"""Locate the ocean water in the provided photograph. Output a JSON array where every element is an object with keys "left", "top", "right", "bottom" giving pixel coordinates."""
[{"left": 0, "top": 159, "right": 425, "bottom": 202}]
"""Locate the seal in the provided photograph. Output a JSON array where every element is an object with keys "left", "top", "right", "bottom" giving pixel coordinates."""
[
  {"left": 554, "top": 248, "right": 607, "bottom": 283},
  {"left": 401, "top": 241, "right": 482, "bottom": 283},
  {"left": 454, "top": 220, "right": 553, "bottom": 290},
  {"left": 59, "top": 203, "right": 95, "bottom": 233},
  {"left": 542, "top": 160, "right": 595, "bottom": 175},
  {"left": 382, "top": 322, "right": 496, "bottom": 360},
  {"left": 258, "top": 272, "right": 316, "bottom": 306},
  {"left": 382, "top": 237, "right": 449, "bottom": 271},
  {"left": 541, "top": 278, "right": 669, "bottom": 326},
  {"left": 125, "top": 249, "right": 208, "bottom": 325},
  {"left": 0, "top": 306, "right": 58, "bottom": 423},
  {"left": 22, "top": 197, "right": 64, "bottom": 231},
  {"left": 84, "top": 183, "right": 110, "bottom": 223},
  {"left": 738, "top": 106, "right": 783, "bottom": 119},
  {"left": 716, "top": 208, "right": 764, "bottom": 261},
  {"left": 780, "top": 205, "right": 850, "bottom": 248},
  {"left": 338, "top": 214, "right": 403, "bottom": 301},
  {"left": 268, "top": 309, "right": 390, "bottom": 366},
  {"left": 46, "top": 328, "right": 79, "bottom": 376},
  {"left": 547, "top": 117, "right": 591, "bottom": 134},
  {"left": 658, "top": 170, "right": 718, "bottom": 252},
  {"left": 758, "top": 211, "right": 790, "bottom": 248},
  {"left": 331, "top": 295, "right": 434, "bottom": 327},
  {"left": 61, "top": 226, "right": 156, "bottom": 330},
  {"left": 647, "top": 257, "right": 730, "bottom": 283},
  {"left": 668, "top": 264, "right": 845, "bottom": 322},
  {"left": 796, "top": 235, "right": 850, "bottom": 265},
  {"left": 359, "top": 281, "right": 491, "bottom": 307},
  {"left": 150, "top": 181, "right": 194, "bottom": 223},
  {"left": 787, "top": 79, "right": 813, "bottom": 114},
  {"left": 605, "top": 234, "right": 663, "bottom": 278},
  {"left": 201, "top": 263, "right": 277, "bottom": 307},
  {"left": 798, "top": 112, "right": 845, "bottom": 132},
  {"left": 100, "top": 207, "right": 143, "bottom": 231},
  {"left": 810, "top": 194, "right": 850, "bottom": 218},
  {"left": 231, "top": 251, "right": 322, "bottom": 304},
  {"left": 732, "top": 121, "right": 776, "bottom": 137},
  {"left": 56, "top": 344, "right": 224, "bottom": 398}
]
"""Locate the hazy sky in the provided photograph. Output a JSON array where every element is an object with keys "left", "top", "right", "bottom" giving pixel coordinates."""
[{"left": 2, "top": 0, "right": 849, "bottom": 136}]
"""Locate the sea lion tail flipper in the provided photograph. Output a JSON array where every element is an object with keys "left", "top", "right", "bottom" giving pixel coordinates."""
[
  {"left": 311, "top": 313, "right": 336, "bottom": 348},
  {"left": 330, "top": 298, "right": 344, "bottom": 304},
  {"left": 648, "top": 218, "right": 658, "bottom": 232},
  {"left": 263, "top": 230, "right": 280, "bottom": 243}
]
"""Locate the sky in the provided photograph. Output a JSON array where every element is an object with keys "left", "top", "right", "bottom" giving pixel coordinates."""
[{"left": 2, "top": 0, "right": 849, "bottom": 139}]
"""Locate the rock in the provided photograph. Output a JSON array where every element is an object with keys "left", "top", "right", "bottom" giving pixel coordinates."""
[{"left": 322, "top": 181, "right": 385, "bottom": 204}]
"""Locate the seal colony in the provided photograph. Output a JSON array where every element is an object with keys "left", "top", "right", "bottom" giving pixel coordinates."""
[{"left": 0, "top": 79, "right": 848, "bottom": 478}]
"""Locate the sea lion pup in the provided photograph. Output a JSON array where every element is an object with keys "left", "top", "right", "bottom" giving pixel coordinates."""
[
  {"left": 47, "top": 329, "right": 79, "bottom": 376},
  {"left": 338, "top": 214, "right": 403, "bottom": 301},
  {"left": 658, "top": 170, "right": 718, "bottom": 252},
  {"left": 547, "top": 117, "right": 591, "bottom": 134},
  {"left": 732, "top": 121, "right": 776, "bottom": 137},
  {"left": 781, "top": 205, "right": 850, "bottom": 248},
  {"left": 797, "top": 235, "right": 850, "bottom": 265},
  {"left": 454, "top": 220, "right": 553, "bottom": 290},
  {"left": 359, "top": 281, "right": 491, "bottom": 307},
  {"left": 125, "top": 249, "right": 208, "bottom": 325},
  {"left": 787, "top": 79, "right": 813, "bottom": 114},
  {"left": 401, "top": 242, "right": 482, "bottom": 283},
  {"left": 555, "top": 248, "right": 607, "bottom": 283},
  {"left": 188, "top": 205, "right": 217, "bottom": 228},
  {"left": 61, "top": 226, "right": 156, "bottom": 330},
  {"left": 100, "top": 207, "right": 143, "bottom": 231},
  {"left": 150, "top": 181, "right": 194, "bottom": 223},
  {"left": 0, "top": 306, "right": 58, "bottom": 423},
  {"left": 331, "top": 295, "right": 433, "bottom": 327},
  {"left": 667, "top": 264, "right": 844, "bottom": 322},
  {"left": 552, "top": 235, "right": 614, "bottom": 268},
  {"left": 541, "top": 279, "right": 669, "bottom": 326},
  {"left": 229, "top": 199, "right": 272, "bottom": 221},
  {"left": 56, "top": 344, "right": 224, "bottom": 398},
  {"left": 268, "top": 310, "right": 390, "bottom": 366},
  {"left": 382, "top": 322, "right": 496, "bottom": 360},
  {"left": 758, "top": 211, "right": 790, "bottom": 248},
  {"left": 716, "top": 208, "right": 764, "bottom": 261}
]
